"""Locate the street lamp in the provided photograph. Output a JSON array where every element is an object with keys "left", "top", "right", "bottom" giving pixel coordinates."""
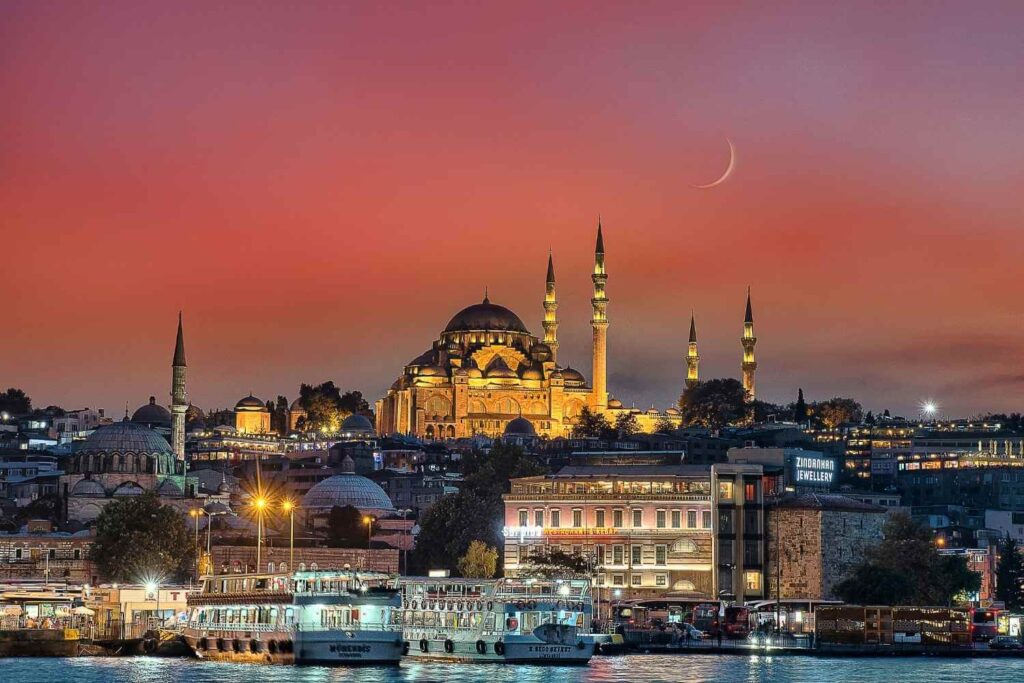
[
  {"left": 253, "top": 496, "right": 269, "bottom": 572},
  {"left": 146, "top": 580, "right": 160, "bottom": 628},
  {"left": 363, "top": 516, "right": 374, "bottom": 549},
  {"left": 189, "top": 509, "right": 201, "bottom": 579},
  {"left": 282, "top": 499, "right": 295, "bottom": 571},
  {"left": 400, "top": 509, "right": 412, "bottom": 574}
]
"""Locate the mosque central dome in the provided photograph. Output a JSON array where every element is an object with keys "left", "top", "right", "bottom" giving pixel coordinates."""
[{"left": 443, "top": 296, "right": 529, "bottom": 334}]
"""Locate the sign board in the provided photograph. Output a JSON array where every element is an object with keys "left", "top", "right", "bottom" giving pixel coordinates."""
[{"left": 786, "top": 453, "right": 837, "bottom": 488}]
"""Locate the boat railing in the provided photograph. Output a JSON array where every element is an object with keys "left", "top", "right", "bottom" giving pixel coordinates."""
[
  {"left": 295, "top": 622, "right": 401, "bottom": 632},
  {"left": 187, "top": 622, "right": 282, "bottom": 633}
]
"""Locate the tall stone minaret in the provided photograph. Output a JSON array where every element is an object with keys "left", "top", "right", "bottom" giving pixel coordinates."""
[
  {"left": 543, "top": 250, "right": 559, "bottom": 363},
  {"left": 590, "top": 219, "right": 609, "bottom": 412},
  {"left": 686, "top": 313, "right": 700, "bottom": 390},
  {"left": 171, "top": 312, "right": 187, "bottom": 460},
  {"left": 741, "top": 288, "right": 757, "bottom": 400}
]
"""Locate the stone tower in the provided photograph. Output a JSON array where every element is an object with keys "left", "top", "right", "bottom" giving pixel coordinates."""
[
  {"left": 686, "top": 313, "right": 700, "bottom": 390},
  {"left": 543, "top": 250, "right": 559, "bottom": 364},
  {"left": 741, "top": 288, "right": 757, "bottom": 400},
  {"left": 171, "top": 311, "right": 187, "bottom": 460},
  {"left": 590, "top": 219, "right": 609, "bottom": 411}
]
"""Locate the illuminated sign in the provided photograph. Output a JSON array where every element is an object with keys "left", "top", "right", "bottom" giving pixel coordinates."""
[
  {"left": 788, "top": 454, "right": 837, "bottom": 488},
  {"left": 502, "top": 526, "right": 620, "bottom": 539},
  {"left": 502, "top": 526, "right": 544, "bottom": 540}
]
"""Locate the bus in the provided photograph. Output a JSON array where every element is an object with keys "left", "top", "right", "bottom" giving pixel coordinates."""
[
  {"left": 969, "top": 608, "right": 999, "bottom": 642},
  {"left": 721, "top": 606, "right": 750, "bottom": 639}
]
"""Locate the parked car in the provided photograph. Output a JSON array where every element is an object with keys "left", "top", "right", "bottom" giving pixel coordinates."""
[
  {"left": 680, "top": 623, "right": 704, "bottom": 641},
  {"left": 989, "top": 635, "right": 1022, "bottom": 650}
]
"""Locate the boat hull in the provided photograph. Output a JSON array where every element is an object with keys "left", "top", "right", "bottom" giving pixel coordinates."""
[
  {"left": 294, "top": 629, "right": 404, "bottom": 665},
  {"left": 403, "top": 635, "right": 596, "bottom": 665}
]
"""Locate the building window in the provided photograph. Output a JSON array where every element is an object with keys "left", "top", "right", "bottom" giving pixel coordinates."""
[
  {"left": 656, "top": 510, "right": 666, "bottom": 528},
  {"left": 671, "top": 510, "right": 681, "bottom": 528},
  {"left": 655, "top": 575, "right": 667, "bottom": 587},
  {"left": 655, "top": 545, "right": 667, "bottom": 566},
  {"left": 596, "top": 574, "right": 605, "bottom": 586},
  {"left": 14, "top": 548, "right": 22, "bottom": 559},
  {"left": 744, "top": 571, "right": 762, "bottom": 592},
  {"left": 550, "top": 510, "right": 561, "bottom": 528},
  {"left": 572, "top": 509, "right": 583, "bottom": 528},
  {"left": 702, "top": 510, "right": 712, "bottom": 529},
  {"left": 613, "top": 509, "right": 624, "bottom": 528},
  {"left": 596, "top": 509, "right": 606, "bottom": 527},
  {"left": 631, "top": 545, "right": 642, "bottom": 565},
  {"left": 612, "top": 575, "right": 624, "bottom": 586},
  {"left": 687, "top": 510, "right": 697, "bottom": 528},
  {"left": 596, "top": 545, "right": 605, "bottom": 566},
  {"left": 745, "top": 483, "right": 757, "bottom": 503},
  {"left": 612, "top": 545, "right": 624, "bottom": 565},
  {"left": 534, "top": 510, "right": 544, "bottom": 527},
  {"left": 73, "top": 548, "right": 81, "bottom": 560},
  {"left": 631, "top": 574, "right": 642, "bottom": 587},
  {"left": 718, "top": 481, "right": 734, "bottom": 501},
  {"left": 632, "top": 509, "right": 643, "bottom": 528},
  {"left": 518, "top": 509, "right": 528, "bottom": 527},
  {"left": 48, "top": 549, "right": 56, "bottom": 559}
]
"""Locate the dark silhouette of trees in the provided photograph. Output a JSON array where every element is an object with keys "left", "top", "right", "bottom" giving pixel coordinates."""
[
  {"left": 678, "top": 378, "right": 747, "bottom": 430},
  {"left": 91, "top": 493, "right": 194, "bottom": 582}
]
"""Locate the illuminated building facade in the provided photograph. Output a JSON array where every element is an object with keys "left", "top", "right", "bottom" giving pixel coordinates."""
[
  {"left": 233, "top": 394, "right": 271, "bottom": 434},
  {"left": 502, "top": 463, "right": 768, "bottom": 603}
]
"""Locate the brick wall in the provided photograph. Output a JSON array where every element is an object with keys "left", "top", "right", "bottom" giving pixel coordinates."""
[{"left": 0, "top": 534, "right": 97, "bottom": 583}]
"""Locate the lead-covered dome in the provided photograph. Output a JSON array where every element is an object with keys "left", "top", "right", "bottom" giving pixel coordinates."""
[
  {"left": 78, "top": 419, "right": 173, "bottom": 455},
  {"left": 504, "top": 416, "right": 537, "bottom": 437},
  {"left": 341, "top": 413, "right": 375, "bottom": 437},
  {"left": 131, "top": 396, "right": 172, "bottom": 428},
  {"left": 302, "top": 457, "right": 395, "bottom": 514},
  {"left": 444, "top": 296, "right": 529, "bottom": 333},
  {"left": 235, "top": 394, "right": 266, "bottom": 411}
]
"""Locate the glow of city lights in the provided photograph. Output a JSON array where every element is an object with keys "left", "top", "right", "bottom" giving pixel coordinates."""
[{"left": 920, "top": 400, "right": 938, "bottom": 418}]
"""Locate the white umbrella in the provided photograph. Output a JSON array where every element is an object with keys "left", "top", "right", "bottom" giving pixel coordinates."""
[{"left": 72, "top": 606, "right": 95, "bottom": 615}]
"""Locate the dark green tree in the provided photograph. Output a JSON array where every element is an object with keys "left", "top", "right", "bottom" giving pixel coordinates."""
[
  {"left": 678, "top": 378, "right": 747, "bottom": 430},
  {"left": 653, "top": 416, "right": 676, "bottom": 435},
  {"left": 571, "top": 406, "right": 614, "bottom": 439},
  {"left": 614, "top": 412, "right": 640, "bottom": 437},
  {"left": 339, "top": 391, "right": 370, "bottom": 415},
  {"left": 326, "top": 504, "right": 368, "bottom": 548},
  {"left": 90, "top": 492, "right": 194, "bottom": 582},
  {"left": 996, "top": 535, "right": 1024, "bottom": 610},
  {"left": 834, "top": 564, "right": 914, "bottom": 605},
  {"left": 0, "top": 388, "right": 32, "bottom": 416},
  {"left": 813, "top": 397, "right": 864, "bottom": 429},
  {"left": 517, "top": 547, "right": 591, "bottom": 579},
  {"left": 794, "top": 388, "right": 809, "bottom": 424}
]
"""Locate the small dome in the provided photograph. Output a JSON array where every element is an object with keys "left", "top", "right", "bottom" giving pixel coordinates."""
[
  {"left": 531, "top": 343, "right": 553, "bottom": 362},
  {"left": 235, "top": 394, "right": 266, "bottom": 411},
  {"left": 302, "top": 470, "right": 396, "bottom": 514},
  {"left": 646, "top": 407, "right": 660, "bottom": 416},
  {"left": 341, "top": 413, "right": 375, "bottom": 435},
  {"left": 504, "top": 417, "right": 537, "bottom": 437},
  {"left": 77, "top": 421, "right": 172, "bottom": 456},
  {"left": 131, "top": 397, "right": 172, "bottom": 428},
  {"left": 112, "top": 481, "right": 145, "bottom": 497},
  {"left": 289, "top": 398, "right": 305, "bottom": 411},
  {"left": 485, "top": 356, "right": 517, "bottom": 379},
  {"left": 666, "top": 407, "right": 680, "bottom": 415},
  {"left": 520, "top": 363, "right": 544, "bottom": 381},
  {"left": 71, "top": 479, "right": 106, "bottom": 497},
  {"left": 560, "top": 366, "right": 586, "bottom": 385},
  {"left": 407, "top": 349, "right": 436, "bottom": 367},
  {"left": 444, "top": 297, "right": 530, "bottom": 334},
  {"left": 467, "top": 366, "right": 483, "bottom": 379},
  {"left": 418, "top": 365, "right": 447, "bottom": 377},
  {"left": 608, "top": 398, "right": 624, "bottom": 409}
]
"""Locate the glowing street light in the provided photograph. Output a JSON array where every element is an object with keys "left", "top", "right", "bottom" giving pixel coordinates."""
[
  {"left": 253, "top": 496, "right": 269, "bottom": 571},
  {"left": 282, "top": 499, "right": 296, "bottom": 571},
  {"left": 188, "top": 509, "right": 201, "bottom": 578},
  {"left": 920, "top": 400, "right": 938, "bottom": 421}
]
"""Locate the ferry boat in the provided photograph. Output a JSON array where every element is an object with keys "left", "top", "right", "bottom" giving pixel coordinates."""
[
  {"left": 396, "top": 576, "right": 597, "bottom": 664},
  {"left": 183, "top": 569, "right": 403, "bottom": 665}
]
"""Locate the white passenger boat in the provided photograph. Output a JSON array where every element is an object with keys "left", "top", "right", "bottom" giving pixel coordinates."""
[
  {"left": 396, "top": 576, "right": 596, "bottom": 664},
  {"left": 183, "top": 569, "right": 403, "bottom": 665}
]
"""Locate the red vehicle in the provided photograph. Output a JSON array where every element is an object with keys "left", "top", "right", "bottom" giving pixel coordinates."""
[
  {"left": 969, "top": 608, "right": 999, "bottom": 642},
  {"left": 690, "top": 604, "right": 719, "bottom": 634},
  {"left": 722, "top": 606, "right": 750, "bottom": 639}
]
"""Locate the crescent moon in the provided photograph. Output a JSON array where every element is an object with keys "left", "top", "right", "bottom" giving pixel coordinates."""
[{"left": 692, "top": 138, "right": 735, "bottom": 189}]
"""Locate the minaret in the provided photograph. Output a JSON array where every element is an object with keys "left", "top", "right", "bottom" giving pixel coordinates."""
[
  {"left": 171, "top": 312, "right": 187, "bottom": 460},
  {"left": 590, "top": 218, "right": 609, "bottom": 411},
  {"left": 543, "top": 250, "right": 559, "bottom": 363},
  {"left": 741, "top": 288, "right": 757, "bottom": 400},
  {"left": 686, "top": 313, "right": 700, "bottom": 390}
]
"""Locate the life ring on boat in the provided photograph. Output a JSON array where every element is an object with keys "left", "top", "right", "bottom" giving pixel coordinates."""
[
  {"left": 444, "top": 639, "right": 454, "bottom": 653},
  {"left": 556, "top": 599, "right": 565, "bottom": 610},
  {"left": 515, "top": 600, "right": 525, "bottom": 610},
  {"left": 477, "top": 600, "right": 483, "bottom": 611},
  {"left": 486, "top": 601, "right": 493, "bottom": 611},
  {"left": 419, "top": 638, "right": 429, "bottom": 652},
  {"left": 411, "top": 600, "right": 418, "bottom": 609},
  {"left": 267, "top": 639, "right": 278, "bottom": 654},
  {"left": 507, "top": 617, "right": 518, "bottom": 631},
  {"left": 446, "top": 601, "right": 453, "bottom": 611},
  {"left": 494, "top": 641, "right": 505, "bottom": 656},
  {"left": 526, "top": 600, "right": 537, "bottom": 610},
  {"left": 402, "top": 641, "right": 410, "bottom": 656},
  {"left": 476, "top": 639, "right": 487, "bottom": 655},
  {"left": 251, "top": 639, "right": 264, "bottom": 653}
]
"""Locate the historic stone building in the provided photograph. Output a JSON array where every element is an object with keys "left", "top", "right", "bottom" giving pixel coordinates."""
[
  {"left": 234, "top": 394, "right": 271, "bottom": 434},
  {"left": 766, "top": 493, "right": 886, "bottom": 600},
  {"left": 376, "top": 221, "right": 759, "bottom": 440}
]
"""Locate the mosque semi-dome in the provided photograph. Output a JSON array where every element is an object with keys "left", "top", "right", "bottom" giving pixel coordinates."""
[
  {"left": 443, "top": 297, "right": 529, "bottom": 334},
  {"left": 131, "top": 396, "right": 172, "bottom": 428},
  {"left": 341, "top": 413, "right": 375, "bottom": 435},
  {"left": 302, "top": 457, "right": 395, "bottom": 514},
  {"left": 504, "top": 416, "right": 537, "bottom": 437}
]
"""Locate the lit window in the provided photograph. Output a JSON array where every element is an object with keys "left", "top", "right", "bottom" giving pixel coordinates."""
[
  {"left": 744, "top": 571, "right": 762, "bottom": 592},
  {"left": 518, "top": 509, "right": 528, "bottom": 527},
  {"left": 655, "top": 575, "right": 667, "bottom": 587},
  {"left": 745, "top": 483, "right": 757, "bottom": 503},
  {"left": 718, "top": 481, "right": 734, "bottom": 500}
]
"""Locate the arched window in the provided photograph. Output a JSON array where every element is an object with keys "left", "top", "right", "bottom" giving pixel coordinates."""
[
  {"left": 469, "top": 399, "right": 486, "bottom": 414},
  {"left": 498, "top": 397, "right": 519, "bottom": 415},
  {"left": 424, "top": 395, "right": 452, "bottom": 420},
  {"left": 673, "top": 580, "right": 696, "bottom": 591},
  {"left": 671, "top": 538, "right": 698, "bottom": 554}
]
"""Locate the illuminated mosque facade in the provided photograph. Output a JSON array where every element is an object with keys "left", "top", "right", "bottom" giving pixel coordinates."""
[{"left": 375, "top": 222, "right": 758, "bottom": 440}]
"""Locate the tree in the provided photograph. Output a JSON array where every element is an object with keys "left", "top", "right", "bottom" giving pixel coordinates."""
[
  {"left": 678, "top": 378, "right": 747, "bottom": 430},
  {"left": 457, "top": 540, "right": 498, "bottom": 578},
  {"left": 0, "top": 388, "right": 31, "bottom": 416},
  {"left": 91, "top": 493, "right": 194, "bottom": 582},
  {"left": 614, "top": 412, "right": 640, "bottom": 437},
  {"left": 864, "top": 410, "right": 875, "bottom": 425},
  {"left": 813, "top": 397, "right": 864, "bottom": 429},
  {"left": 751, "top": 399, "right": 786, "bottom": 423},
  {"left": 653, "top": 416, "right": 676, "bottom": 435},
  {"left": 326, "top": 505, "right": 368, "bottom": 548},
  {"left": 793, "top": 388, "right": 809, "bottom": 424},
  {"left": 517, "top": 547, "right": 591, "bottom": 579},
  {"left": 339, "top": 391, "right": 370, "bottom": 415},
  {"left": 996, "top": 536, "right": 1024, "bottom": 610},
  {"left": 834, "top": 513, "right": 980, "bottom": 606},
  {"left": 571, "top": 406, "right": 613, "bottom": 439},
  {"left": 297, "top": 382, "right": 366, "bottom": 434}
]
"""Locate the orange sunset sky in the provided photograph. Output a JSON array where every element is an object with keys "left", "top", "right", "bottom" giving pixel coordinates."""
[{"left": 2, "top": 1, "right": 1023, "bottom": 417}]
